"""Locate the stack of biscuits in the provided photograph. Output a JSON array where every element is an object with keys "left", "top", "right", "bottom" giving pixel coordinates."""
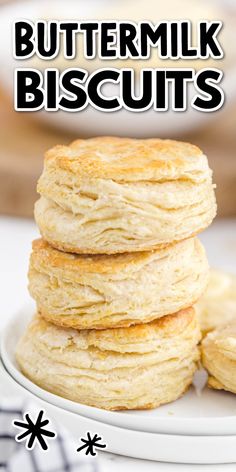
[{"left": 16, "top": 137, "right": 216, "bottom": 410}]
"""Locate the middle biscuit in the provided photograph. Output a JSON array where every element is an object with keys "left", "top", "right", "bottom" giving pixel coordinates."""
[{"left": 29, "top": 237, "right": 208, "bottom": 330}]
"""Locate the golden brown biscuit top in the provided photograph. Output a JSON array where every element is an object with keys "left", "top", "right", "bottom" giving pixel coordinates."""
[
  {"left": 31, "top": 307, "right": 197, "bottom": 354},
  {"left": 86, "top": 307, "right": 196, "bottom": 344},
  {"left": 44, "top": 137, "right": 209, "bottom": 182},
  {"left": 31, "top": 238, "right": 199, "bottom": 275}
]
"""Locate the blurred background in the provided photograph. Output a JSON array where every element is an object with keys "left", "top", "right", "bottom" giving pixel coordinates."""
[{"left": 0, "top": 0, "right": 236, "bottom": 218}]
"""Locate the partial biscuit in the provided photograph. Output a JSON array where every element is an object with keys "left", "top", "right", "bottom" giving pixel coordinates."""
[
  {"left": 196, "top": 269, "right": 236, "bottom": 334},
  {"left": 28, "top": 237, "right": 208, "bottom": 329},
  {"left": 16, "top": 307, "right": 200, "bottom": 410},
  {"left": 202, "top": 323, "right": 236, "bottom": 395},
  {"left": 35, "top": 137, "right": 216, "bottom": 254}
]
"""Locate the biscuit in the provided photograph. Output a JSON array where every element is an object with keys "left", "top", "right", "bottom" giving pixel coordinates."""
[
  {"left": 196, "top": 269, "right": 236, "bottom": 333},
  {"left": 28, "top": 237, "right": 208, "bottom": 329},
  {"left": 202, "top": 323, "right": 236, "bottom": 394},
  {"left": 35, "top": 137, "right": 216, "bottom": 254},
  {"left": 16, "top": 307, "right": 200, "bottom": 410}
]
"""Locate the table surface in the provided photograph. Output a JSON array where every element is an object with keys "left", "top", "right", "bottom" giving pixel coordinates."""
[{"left": 1, "top": 215, "right": 236, "bottom": 472}]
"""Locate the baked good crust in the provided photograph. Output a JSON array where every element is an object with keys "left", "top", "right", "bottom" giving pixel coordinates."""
[
  {"left": 35, "top": 307, "right": 197, "bottom": 348},
  {"left": 44, "top": 137, "right": 205, "bottom": 182},
  {"left": 30, "top": 236, "right": 204, "bottom": 274}
]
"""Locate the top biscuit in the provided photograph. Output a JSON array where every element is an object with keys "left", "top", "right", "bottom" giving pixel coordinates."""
[{"left": 35, "top": 137, "right": 216, "bottom": 254}]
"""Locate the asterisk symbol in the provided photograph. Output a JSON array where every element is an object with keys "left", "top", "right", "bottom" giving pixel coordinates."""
[
  {"left": 13, "top": 409, "right": 56, "bottom": 450},
  {"left": 77, "top": 432, "right": 106, "bottom": 456}
]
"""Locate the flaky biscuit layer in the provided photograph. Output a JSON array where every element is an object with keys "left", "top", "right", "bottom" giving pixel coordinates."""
[
  {"left": 16, "top": 308, "right": 200, "bottom": 410},
  {"left": 28, "top": 237, "right": 209, "bottom": 329}
]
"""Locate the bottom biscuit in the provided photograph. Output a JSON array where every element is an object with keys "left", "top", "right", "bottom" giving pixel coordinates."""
[{"left": 16, "top": 307, "right": 200, "bottom": 410}]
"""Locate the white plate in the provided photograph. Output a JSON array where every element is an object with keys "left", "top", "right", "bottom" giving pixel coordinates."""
[
  {"left": 2, "top": 360, "right": 236, "bottom": 464},
  {"left": 2, "top": 305, "right": 236, "bottom": 437},
  {"left": 1, "top": 0, "right": 236, "bottom": 137}
]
